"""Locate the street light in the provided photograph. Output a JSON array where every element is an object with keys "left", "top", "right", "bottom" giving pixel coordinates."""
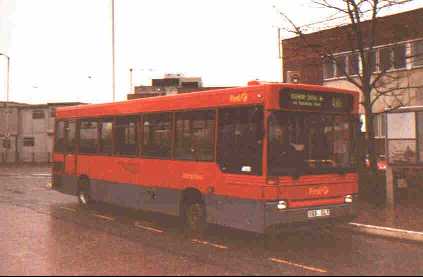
[
  {"left": 0, "top": 53, "right": 10, "bottom": 138},
  {"left": 111, "top": 0, "right": 116, "bottom": 102}
]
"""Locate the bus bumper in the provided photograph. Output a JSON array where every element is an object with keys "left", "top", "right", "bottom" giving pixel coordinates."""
[
  {"left": 51, "top": 174, "right": 79, "bottom": 196},
  {"left": 264, "top": 202, "right": 357, "bottom": 232}
]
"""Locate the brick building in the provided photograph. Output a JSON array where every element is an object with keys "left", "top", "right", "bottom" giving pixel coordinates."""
[{"left": 282, "top": 7, "right": 423, "bottom": 156}]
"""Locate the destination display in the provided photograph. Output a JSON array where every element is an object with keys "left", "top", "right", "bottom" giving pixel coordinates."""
[{"left": 280, "top": 89, "right": 353, "bottom": 112}]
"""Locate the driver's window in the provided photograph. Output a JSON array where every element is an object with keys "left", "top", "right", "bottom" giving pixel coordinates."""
[{"left": 217, "top": 106, "right": 263, "bottom": 175}]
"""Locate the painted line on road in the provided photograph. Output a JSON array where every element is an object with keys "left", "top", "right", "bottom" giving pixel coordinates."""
[
  {"left": 92, "top": 214, "right": 115, "bottom": 221},
  {"left": 32, "top": 173, "right": 52, "bottom": 177},
  {"left": 349, "top": 222, "right": 423, "bottom": 242},
  {"left": 134, "top": 222, "right": 164, "bottom": 234},
  {"left": 59, "top": 207, "right": 77, "bottom": 213},
  {"left": 191, "top": 239, "right": 228, "bottom": 250},
  {"left": 270, "top": 258, "right": 328, "bottom": 274}
]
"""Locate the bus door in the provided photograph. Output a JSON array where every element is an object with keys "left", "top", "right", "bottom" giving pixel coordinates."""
[
  {"left": 214, "top": 106, "right": 264, "bottom": 231},
  {"left": 63, "top": 120, "right": 78, "bottom": 178}
]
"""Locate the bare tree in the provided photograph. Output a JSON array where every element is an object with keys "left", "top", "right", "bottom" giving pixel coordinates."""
[{"left": 278, "top": 0, "right": 423, "bottom": 173}]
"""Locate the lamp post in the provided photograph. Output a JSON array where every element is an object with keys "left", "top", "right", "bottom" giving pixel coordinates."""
[
  {"left": 111, "top": 0, "right": 116, "bottom": 102},
  {"left": 0, "top": 53, "right": 11, "bottom": 161}
]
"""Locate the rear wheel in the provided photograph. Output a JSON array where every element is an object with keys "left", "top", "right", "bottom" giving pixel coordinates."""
[
  {"left": 184, "top": 200, "right": 207, "bottom": 235},
  {"left": 78, "top": 178, "right": 93, "bottom": 207}
]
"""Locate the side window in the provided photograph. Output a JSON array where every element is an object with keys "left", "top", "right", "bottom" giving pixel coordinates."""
[
  {"left": 115, "top": 117, "right": 138, "bottom": 156},
  {"left": 55, "top": 121, "right": 65, "bottom": 153},
  {"left": 66, "top": 121, "right": 77, "bottom": 153},
  {"left": 175, "top": 110, "right": 215, "bottom": 161},
  {"left": 142, "top": 113, "right": 172, "bottom": 158},
  {"left": 99, "top": 119, "right": 113, "bottom": 155},
  {"left": 217, "top": 106, "right": 263, "bottom": 175},
  {"left": 79, "top": 120, "right": 99, "bottom": 154}
]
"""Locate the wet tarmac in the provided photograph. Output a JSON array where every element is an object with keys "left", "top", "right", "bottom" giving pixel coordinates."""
[{"left": 1, "top": 165, "right": 423, "bottom": 275}]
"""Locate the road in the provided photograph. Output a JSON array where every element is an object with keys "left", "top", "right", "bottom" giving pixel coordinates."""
[{"left": 0, "top": 165, "right": 422, "bottom": 275}]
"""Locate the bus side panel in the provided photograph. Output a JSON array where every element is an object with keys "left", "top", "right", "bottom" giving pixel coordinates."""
[{"left": 75, "top": 156, "right": 219, "bottom": 217}]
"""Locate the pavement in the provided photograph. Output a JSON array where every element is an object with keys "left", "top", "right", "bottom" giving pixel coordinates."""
[{"left": 344, "top": 196, "right": 423, "bottom": 243}]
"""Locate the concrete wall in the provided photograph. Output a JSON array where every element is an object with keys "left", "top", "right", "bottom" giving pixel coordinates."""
[{"left": 19, "top": 107, "right": 55, "bottom": 163}]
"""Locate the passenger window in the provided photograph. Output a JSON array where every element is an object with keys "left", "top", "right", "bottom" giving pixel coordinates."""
[
  {"left": 217, "top": 106, "right": 263, "bottom": 175},
  {"left": 99, "top": 119, "right": 113, "bottom": 155},
  {"left": 55, "top": 121, "right": 65, "bottom": 153},
  {"left": 175, "top": 110, "right": 215, "bottom": 161},
  {"left": 66, "top": 121, "right": 77, "bottom": 154},
  {"left": 115, "top": 117, "right": 138, "bottom": 156},
  {"left": 142, "top": 113, "right": 172, "bottom": 158},
  {"left": 79, "top": 120, "right": 99, "bottom": 154}
]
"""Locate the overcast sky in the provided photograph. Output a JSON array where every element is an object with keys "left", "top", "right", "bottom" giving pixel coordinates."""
[{"left": 0, "top": 0, "right": 422, "bottom": 104}]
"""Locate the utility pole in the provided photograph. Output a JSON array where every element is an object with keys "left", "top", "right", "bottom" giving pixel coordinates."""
[
  {"left": 111, "top": 0, "right": 116, "bottom": 102},
  {"left": 129, "top": 68, "right": 134, "bottom": 94},
  {"left": 278, "top": 28, "right": 284, "bottom": 83},
  {"left": 0, "top": 53, "right": 11, "bottom": 161}
]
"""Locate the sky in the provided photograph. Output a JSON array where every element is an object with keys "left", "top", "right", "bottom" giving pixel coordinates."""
[{"left": 0, "top": 0, "right": 422, "bottom": 104}]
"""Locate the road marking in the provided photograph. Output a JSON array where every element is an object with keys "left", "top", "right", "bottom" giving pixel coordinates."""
[
  {"left": 191, "top": 239, "right": 228, "bottom": 250},
  {"left": 32, "top": 173, "right": 52, "bottom": 177},
  {"left": 134, "top": 223, "right": 164, "bottom": 233},
  {"left": 270, "top": 258, "right": 328, "bottom": 274},
  {"left": 60, "top": 207, "right": 77, "bottom": 213},
  {"left": 93, "top": 214, "right": 115, "bottom": 221}
]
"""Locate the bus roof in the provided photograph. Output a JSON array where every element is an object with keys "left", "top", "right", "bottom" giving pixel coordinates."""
[{"left": 56, "top": 82, "right": 358, "bottom": 119}]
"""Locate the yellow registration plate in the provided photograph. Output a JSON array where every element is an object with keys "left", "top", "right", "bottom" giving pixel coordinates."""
[{"left": 307, "top": 209, "right": 331, "bottom": 218}]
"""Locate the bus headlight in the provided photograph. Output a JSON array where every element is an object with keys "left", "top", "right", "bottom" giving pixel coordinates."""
[
  {"left": 277, "top": 201, "right": 288, "bottom": 210},
  {"left": 345, "top": 195, "right": 353, "bottom": 204}
]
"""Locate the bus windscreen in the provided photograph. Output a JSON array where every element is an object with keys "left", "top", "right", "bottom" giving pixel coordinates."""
[{"left": 268, "top": 111, "right": 355, "bottom": 176}]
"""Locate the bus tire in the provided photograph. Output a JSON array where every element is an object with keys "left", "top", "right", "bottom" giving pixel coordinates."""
[
  {"left": 78, "top": 178, "right": 94, "bottom": 207},
  {"left": 183, "top": 199, "right": 207, "bottom": 235}
]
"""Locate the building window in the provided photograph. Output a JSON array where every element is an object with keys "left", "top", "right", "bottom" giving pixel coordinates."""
[
  {"left": 175, "top": 110, "right": 215, "bottom": 161},
  {"left": 349, "top": 53, "right": 360, "bottom": 75},
  {"left": 380, "top": 44, "right": 407, "bottom": 71},
  {"left": 413, "top": 40, "right": 423, "bottom": 67},
  {"left": 142, "top": 113, "right": 172, "bottom": 158},
  {"left": 23, "top": 137, "right": 35, "bottom": 147},
  {"left": 32, "top": 110, "right": 45, "bottom": 119},
  {"left": 115, "top": 117, "right": 138, "bottom": 156},
  {"left": 335, "top": 55, "right": 347, "bottom": 77},
  {"left": 99, "top": 119, "right": 113, "bottom": 155},
  {"left": 373, "top": 114, "right": 386, "bottom": 138},
  {"left": 323, "top": 58, "right": 335, "bottom": 79},
  {"left": 393, "top": 44, "right": 406, "bottom": 69},
  {"left": 418, "top": 112, "right": 423, "bottom": 162},
  {"left": 79, "top": 120, "right": 99, "bottom": 154}
]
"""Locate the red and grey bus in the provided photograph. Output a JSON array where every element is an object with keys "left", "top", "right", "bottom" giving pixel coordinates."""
[{"left": 52, "top": 81, "right": 359, "bottom": 233}]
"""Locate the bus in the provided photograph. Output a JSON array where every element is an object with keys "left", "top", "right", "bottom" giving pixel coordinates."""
[{"left": 52, "top": 81, "right": 359, "bottom": 234}]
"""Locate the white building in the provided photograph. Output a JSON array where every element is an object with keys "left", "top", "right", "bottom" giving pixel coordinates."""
[{"left": 0, "top": 102, "right": 85, "bottom": 163}]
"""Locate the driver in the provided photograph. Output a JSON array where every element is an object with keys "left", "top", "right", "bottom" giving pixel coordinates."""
[{"left": 269, "top": 125, "right": 306, "bottom": 175}]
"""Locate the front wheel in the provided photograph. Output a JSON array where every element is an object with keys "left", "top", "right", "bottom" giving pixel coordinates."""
[
  {"left": 184, "top": 201, "right": 207, "bottom": 235},
  {"left": 78, "top": 179, "right": 94, "bottom": 207}
]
